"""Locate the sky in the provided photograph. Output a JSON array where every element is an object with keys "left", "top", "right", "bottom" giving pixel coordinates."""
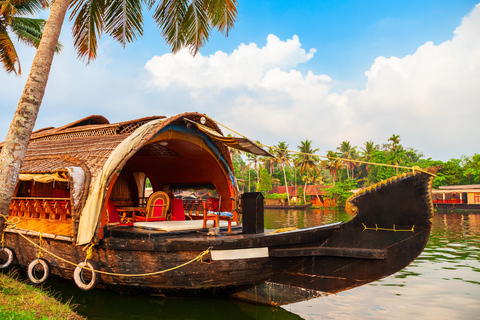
[{"left": 1, "top": 0, "right": 479, "bottom": 162}]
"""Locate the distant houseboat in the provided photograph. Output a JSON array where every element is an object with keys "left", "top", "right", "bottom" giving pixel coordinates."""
[{"left": 432, "top": 185, "right": 480, "bottom": 211}]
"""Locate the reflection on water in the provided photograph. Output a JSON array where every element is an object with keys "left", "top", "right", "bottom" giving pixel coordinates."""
[
  {"left": 44, "top": 210, "right": 479, "bottom": 319},
  {"left": 264, "top": 208, "right": 353, "bottom": 231},
  {"left": 284, "top": 211, "right": 480, "bottom": 319},
  {"left": 44, "top": 281, "right": 303, "bottom": 320}
]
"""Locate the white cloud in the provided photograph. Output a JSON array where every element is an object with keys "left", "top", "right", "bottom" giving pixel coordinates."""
[
  {"left": 145, "top": 34, "right": 317, "bottom": 89},
  {"left": 143, "top": 5, "right": 480, "bottom": 160},
  {"left": 2, "top": 5, "right": 479, "bottom": 162}
]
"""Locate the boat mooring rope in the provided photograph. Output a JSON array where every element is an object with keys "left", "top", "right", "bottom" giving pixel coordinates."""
[{"left": 1, "top": 214, "right": 211, "bottom": 278}]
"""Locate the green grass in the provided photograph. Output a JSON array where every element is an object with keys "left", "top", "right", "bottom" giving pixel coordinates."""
[{"left": 0, "top": 270, "right": 85, "bottom": 320}]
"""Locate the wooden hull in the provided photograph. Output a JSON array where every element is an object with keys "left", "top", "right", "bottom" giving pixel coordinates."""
[
  {"left": 2, "top": 171, "right": 434, "bottom": 304},
  {"left": 434, "top": 203, "right": 480, "bottom": 212}
]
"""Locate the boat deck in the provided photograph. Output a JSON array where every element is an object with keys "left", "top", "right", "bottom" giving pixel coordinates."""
[
  {"left": 102, "top": 221, "right": 343, "bottom": 252},
  {"left": 106, "top": 222, "right": 242, "bottom": 240}
]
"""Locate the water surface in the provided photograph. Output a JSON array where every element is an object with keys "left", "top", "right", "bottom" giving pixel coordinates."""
[{"left": 46, "top": 209, "right": 480, "bottom": 319}]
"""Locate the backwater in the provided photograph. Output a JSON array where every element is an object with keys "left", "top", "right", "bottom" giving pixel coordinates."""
[{"left": 44, "top": 209, "right": 480, "bottom": 319}]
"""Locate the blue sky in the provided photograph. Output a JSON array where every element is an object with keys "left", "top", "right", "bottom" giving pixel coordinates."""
[{"left": 1, "top": 0, "right": 479, "bottom": 161}]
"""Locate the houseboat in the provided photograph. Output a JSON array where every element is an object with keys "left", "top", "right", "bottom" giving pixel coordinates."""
[
  {"left": 432, "top": 185, "right": 480, "bottom": 211},
  {"left": 0, "top": 112, "right": 437, "bottom": 305}
]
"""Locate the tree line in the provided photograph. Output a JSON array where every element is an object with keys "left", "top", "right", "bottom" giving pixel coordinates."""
[{"left": 231, "top": 135, "right": 480, "bottom": 206}]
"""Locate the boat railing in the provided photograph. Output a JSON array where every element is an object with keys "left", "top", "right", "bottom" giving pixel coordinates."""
[
  {"left": 182, "top": 199, "right": 206, "bottom": 219},
  {"left": 432, "top": 199, "right": 463, "bottom": 204},
  {"left": 9, "top": 197, "right": 72, "bottom": 220}
]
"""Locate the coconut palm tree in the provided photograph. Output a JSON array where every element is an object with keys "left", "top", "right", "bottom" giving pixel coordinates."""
[
  {"left": 0, "top": 0, "right": 238, "bottom": 220},
  {"left": 261, "top": 147, "right": 276, "bottom": 175},
  {"left": 390, "top": 144, "right": 407, "bottom": 175},
  {"left": 323, "top": 150, "right": 343, "bottom": 185},
  {"left": 388, "top": 134, "right": 403, "bottom": 175},
  {"left": 388, "top": 134, "right": 401, "bottom": 150},
  {"left": 295, "top": 140, "right": 319, "bottom": 203},
  {"left": 359, "top": 140, "right": 379, "bottom": 173},
  {"left": 246, "top": 152, "right": 260, "bottom": 190},
  {"left": 336, "top": 140, "right": 357, "bottom": 180},
  {"left": 274, "top": 141, "right": 291, "bottom": 204},
  {"left": 0, "top": 0, "right": 61, "bottom": 74}
]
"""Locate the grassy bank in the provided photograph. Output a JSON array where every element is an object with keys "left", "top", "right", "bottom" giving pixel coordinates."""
[{"left": 0, "top": 271, "right": 85, "bottom": 320}]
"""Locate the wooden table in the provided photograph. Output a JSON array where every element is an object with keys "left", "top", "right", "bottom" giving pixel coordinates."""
[{"left": 117, "top": 207, "right": 146, "bottom": 223}]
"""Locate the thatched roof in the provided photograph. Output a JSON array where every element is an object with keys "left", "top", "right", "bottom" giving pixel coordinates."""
[{"left": 1, "top": 113, "right": 232, "bottom": 177}]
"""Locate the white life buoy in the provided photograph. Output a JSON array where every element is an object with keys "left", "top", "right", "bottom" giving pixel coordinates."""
[
  {"left": 27, "top": 258, "right": 50, "bottom": 285},
  {"left": 74, "top": 260, "right": 99, "bottom": 291},
  {"left": 0, "top": 247, "right": 15, "bottom": 269}
]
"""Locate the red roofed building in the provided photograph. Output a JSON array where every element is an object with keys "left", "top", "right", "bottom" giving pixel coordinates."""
[{"left": 267, "top": 185, "right": 335, "bottom": 207}]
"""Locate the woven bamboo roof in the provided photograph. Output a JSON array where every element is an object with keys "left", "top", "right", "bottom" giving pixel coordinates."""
[{"left": 0, "top": 113, "right": 233, "bottom": 178}]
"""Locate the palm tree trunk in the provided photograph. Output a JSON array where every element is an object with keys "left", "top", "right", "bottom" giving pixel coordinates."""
[
  {"left": 283, "top": 165, "right": 290, "bottom": 204},
  {"left": 0, "top": 0, "right": 70, "bottom": 224},
  {"left": 303, "top": 181, "right": 307, "bottom": 203}
]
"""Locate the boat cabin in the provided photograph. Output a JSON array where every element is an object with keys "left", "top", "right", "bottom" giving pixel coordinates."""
[
  {"left": 2, "top": 113, "right": 270, "bottom": 245},
  {"left": 432, "top": 185, "right": 480, "bottom": 210}
]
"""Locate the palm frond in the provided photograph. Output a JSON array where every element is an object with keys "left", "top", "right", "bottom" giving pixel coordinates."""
[
  {"left": 70, "top": 0, "right": 106, "bottom": 61},
  {"left": 206, "top": 0, "right": 236, "bottom": 36},
  {"left": 0, "top": 25, "right": 20, "bottom": 74},
  {"left": 182, "top": 0, "right": 210, "bottom": 54},
  {"left": 104, "top": 0, "right": 143, "bottom": 47},
  {"left": 153, "top": 0, "right": 189, "bottom": 53},
  {"left": 11, "top": 17, "right": 62, "bottom": 52},
  {"left": 11, "top": 0, "right": 48, "bottom": 16}
]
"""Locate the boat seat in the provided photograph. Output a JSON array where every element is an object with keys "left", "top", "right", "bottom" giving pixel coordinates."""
[
  {"left": 170, "top": 198, "right": 187, "bottom": 221},
  {"left": 203, "top": 197, "right": 234, "bottom": 233},
  {"left": 134, "top": 191, "right": 169, "bottom": 222},
  {"left": 106, "top": 199, "right": 134, "bottom": 226}
]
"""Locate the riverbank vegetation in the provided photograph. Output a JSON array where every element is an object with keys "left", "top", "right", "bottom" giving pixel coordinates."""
[
  {"left": 0, "top": 270, "right": 84, "bottom": 320},
  {"left": 232, "top": 135, "right": 479, "bottom": 207}
]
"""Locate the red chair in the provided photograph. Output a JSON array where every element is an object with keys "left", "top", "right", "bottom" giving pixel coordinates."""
[
  {"left": 203, "top": 197, "right": 234, "bottom": 233},
  {"left": 134, "top": 191, "right": 170, "bottom": 222},
  {"left": 106, "top": 200, "right": 133, "bottom": 226},
  {"left": 171, "top": 198, "right": 186, "bottom": 221}
]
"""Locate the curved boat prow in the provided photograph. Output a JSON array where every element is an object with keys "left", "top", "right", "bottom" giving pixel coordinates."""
[{"left": 235, "top": 169, "right": 437, "bottom": 305}]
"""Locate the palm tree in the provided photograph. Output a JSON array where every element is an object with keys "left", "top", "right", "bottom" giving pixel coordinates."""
[
  {"left": 295, "top": 140, "right": 319, "bottom": 203},
  {"left": 388, "top": 134, "right": 401, "bottom": 150},
  {"left": 0, "top": 0, "right": 238, "bottom": 221},
  {"left": 390, "top": 144, "right": 407, "bottom": 175},
  {"left": 246, "top": 152, "right": 260, "bottom": 190},
  {"left": 261, "top": 147, "right": 276, "bottom": 175},
  {"left": 323, "top": 150, "right": 343, "bottom": 185},
  {"left": 0, "top": 0, "right": 61, "bottom": 74},
  {"left": 388, "top": 134, "right": 402, "bottom": 174},
  {"left": 359, "top": 141, "right": 379, "bottom": 173},
  {"left": 274, "top": 141, "right": 291, "bottom": 204},
  {"left": 336, "top": 140, "right": 357, "bottom": 180}
]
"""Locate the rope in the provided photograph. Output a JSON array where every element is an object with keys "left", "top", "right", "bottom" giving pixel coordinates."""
[
  {"left": 1, "top": 214, "right": 212, "bottom": 277},
  {"left": 15, "top": 229, "right": 211, "bottom": 276},
  {"left": 37, "top": 233, "right": 44, "bottom": 260},
  {"left": 362, "top": 223, "right": 415, "bottom": 232},
  {"left": 207, "top": 117, "right": 436, "bottom": 177},
  {"left": 269, "top": 227, "right": 297, "bottom": 234}
]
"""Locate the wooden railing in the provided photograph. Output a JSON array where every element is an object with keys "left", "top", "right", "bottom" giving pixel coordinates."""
[
  {"left": 9, "top": 197, "right": 72, "bottom": 220},
  {"left": 182, "top": 199, "right": 206, "bottom": 219},
  {"left": 432, "top": 199, "right": 463, "bottom": 204}
]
